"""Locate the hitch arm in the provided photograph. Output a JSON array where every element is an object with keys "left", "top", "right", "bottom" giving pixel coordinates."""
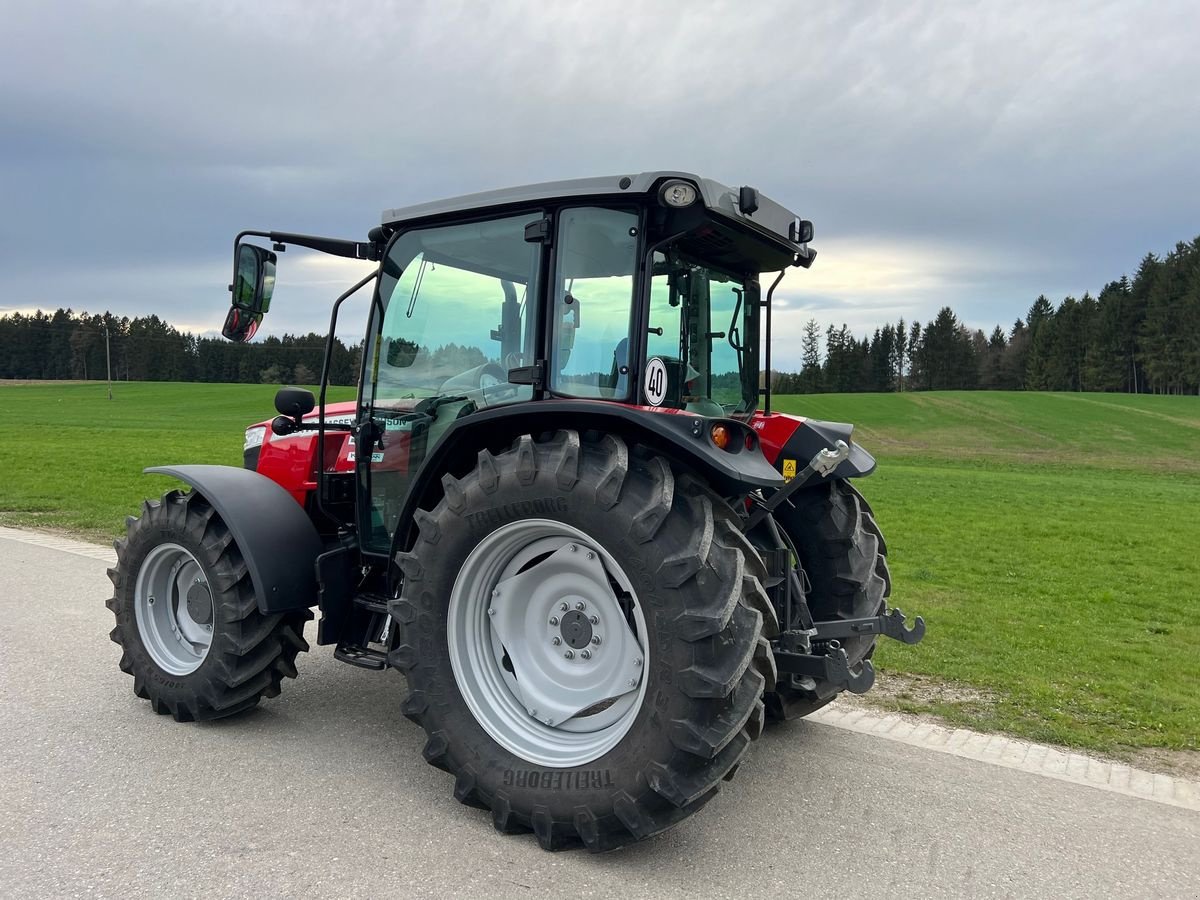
[
  {"left": 811, "top": 607, "right": 926, "bottom": 645},
  {"left": 773, "top": 646, "right": 876, "bottom": 695}
]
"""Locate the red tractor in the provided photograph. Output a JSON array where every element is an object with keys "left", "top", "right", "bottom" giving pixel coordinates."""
[{"left": 107, "top": 173, "right": 923, "bottom": 850}]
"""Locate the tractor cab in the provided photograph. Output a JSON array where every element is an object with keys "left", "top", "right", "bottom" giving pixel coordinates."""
[{"left": 225, "top": 173, "right": 816, "bottom": 555}]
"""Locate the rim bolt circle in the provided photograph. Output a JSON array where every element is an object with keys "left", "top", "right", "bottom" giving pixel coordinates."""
[{"left": 564, "top": 650, "right": 574, "bottom": 660}]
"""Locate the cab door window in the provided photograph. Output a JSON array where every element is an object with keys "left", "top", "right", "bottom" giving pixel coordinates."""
[{"left": 549, "top": 207, "right": 639, "bottom": 400}]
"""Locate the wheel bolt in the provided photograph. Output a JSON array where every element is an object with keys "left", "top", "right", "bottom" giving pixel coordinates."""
[
  {"left": 575, "top": 601, "right": 586, "bottom": 611},
  {"left": 552, "top": 637, "right": 561, "bottom": 646},
  {"left": 529, "top": 708, "right": 537, "bottom": 717},
  {"left": 586, "top": 551, "right": 595, "bottom": 560},
  {"left": 564, "top": 650, "right": 574, "bottom": 660},
  {"left": 628, "top": 678, "right": 637, "bottom": 687},
  {"left": 569, "top": 544, "right": 578, "bottom": 552},
  {"left": 487, "top": 608, "right": 496, "bottom": 617},
  {"left": 549, "top": 616, "right": 559, "bottom": 626},
  {"left": 492, "top": 589, "right": 500, "bottom": 598},
  {"left": 581, "top": 650, "right": 591, "bottom": 660},
  {"left": 148, "top": 596, "right": 155, "bottom": 605},
  {"left": 634, "top": 657, "right": 643, "bottom": 667},
  {"left": 589, "top": 615, "right": 599, "bottom": 625},
  {"left": 559, "top": 602, "right": 569, "bottom": 612},
  {"left": 591, "top": 635, "right": 601, "bottom": 645}
]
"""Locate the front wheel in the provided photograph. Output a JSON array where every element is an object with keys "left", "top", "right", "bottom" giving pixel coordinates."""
[
  {"left": 106, "top": 490, "right": 311, "bottom": 721},
  {"left": 390, "top": 431, "right": 776, "bottom": 851}
]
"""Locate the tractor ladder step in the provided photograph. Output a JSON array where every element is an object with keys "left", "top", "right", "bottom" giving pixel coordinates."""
[{"left": 334, "top": 643, "right": 388, "bottom": 670}]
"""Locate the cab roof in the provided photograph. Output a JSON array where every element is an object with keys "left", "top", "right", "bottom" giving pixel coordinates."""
[{"left": 381, "top": 171, "right": 812, "bottom": 261}]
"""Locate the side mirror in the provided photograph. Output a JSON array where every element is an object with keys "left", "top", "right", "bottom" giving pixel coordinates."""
[
  {"left": 222, "top": 243, "right": 277, "bottom": 343},
  {"left": 275, "top": 386, "right": 315, "bottom": 418}
]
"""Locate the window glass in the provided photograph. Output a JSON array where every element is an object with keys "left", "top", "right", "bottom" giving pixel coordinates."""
[
  {"left": 648, "top": 252, "right": 757, "bottom": 414},
  {"left": 549, "top": 207, "right": 638, "bottom": 400},
  {"left": 370, "top": 214, "right": 540, "bottom": 409}
]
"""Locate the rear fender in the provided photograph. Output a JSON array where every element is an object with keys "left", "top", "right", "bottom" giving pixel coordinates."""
[
  {"left": 144, "top": 464, "right": 324, "bottom": 614},
  {"left": 752, "top": 412, "right": 876, "bottom": 480},
  {"left": 388, "top": 400, "right": 785, "bottom": 556}
]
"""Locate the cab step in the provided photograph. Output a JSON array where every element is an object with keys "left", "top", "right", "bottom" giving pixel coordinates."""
[{"left": 334, "top": 643, "right": 388, "bottom": 670}]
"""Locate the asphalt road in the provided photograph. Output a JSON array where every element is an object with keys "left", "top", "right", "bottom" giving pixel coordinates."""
[{"left": 2, "top": 533, "right": 1197, "bottom": 899}]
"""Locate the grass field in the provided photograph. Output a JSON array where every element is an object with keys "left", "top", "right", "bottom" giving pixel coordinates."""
[{"left": 1, "top": 382, "right": 1197, "bottom": 759}]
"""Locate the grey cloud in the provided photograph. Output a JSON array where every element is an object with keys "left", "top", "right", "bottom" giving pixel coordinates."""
[{"left": 2, "top": 0, "right": 1198, "bottom": 349}]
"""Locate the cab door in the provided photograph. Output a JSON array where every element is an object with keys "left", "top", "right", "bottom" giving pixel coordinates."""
[{"left": 357, "top": 213, "right": 544, "bottom": 555}]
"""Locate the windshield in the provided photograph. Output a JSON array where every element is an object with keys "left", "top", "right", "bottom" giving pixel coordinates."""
[{"left": 647, "top": 250, "right": 759, "bottom": 416}]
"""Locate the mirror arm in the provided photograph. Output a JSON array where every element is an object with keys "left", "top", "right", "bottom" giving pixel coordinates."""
[
  {"left": 235, "top": 229, "right": 380, "bottom": 262},
  {"left": 269, "top": 231, "right": 380, "bottom": 261}
]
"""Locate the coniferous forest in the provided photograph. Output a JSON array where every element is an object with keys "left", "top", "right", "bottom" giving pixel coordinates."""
[{"left": 2, "top": 237, "right": 1198, "bottom": 393}]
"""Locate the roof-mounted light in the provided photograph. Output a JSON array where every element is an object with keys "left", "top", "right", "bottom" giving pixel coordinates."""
[{"left": 659, "top": 180, "right": 698, "bottom": 208}]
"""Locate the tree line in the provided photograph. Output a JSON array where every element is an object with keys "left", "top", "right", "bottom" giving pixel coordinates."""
[
  {"left": 3, "top": 236, "right": 1198, "bottom": 393},
  {"left": 0, "top": 310, "right": 361, "bottom": 385},
  {"left": 774, "top": 236, "right": 1200, "bottom": 395}
]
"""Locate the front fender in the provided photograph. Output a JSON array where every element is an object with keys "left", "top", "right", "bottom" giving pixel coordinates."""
[{"left": 144, "top": 464, "right": 324, "bottom": 614}]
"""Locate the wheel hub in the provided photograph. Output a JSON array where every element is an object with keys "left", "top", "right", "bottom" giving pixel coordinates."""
[
  {"left": 186, "top": 581, "right": 213, "bottom": 625},
  {"left": 557, "top": 609, "right": 593, "bottom": 649}
]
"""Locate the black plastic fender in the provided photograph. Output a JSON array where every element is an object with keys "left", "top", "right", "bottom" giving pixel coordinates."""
[
  {"left": 780, "top": 418, "right": 876, "bottom": 480},
  {"left": 385, "top": 400, "right": 786, "bottom": 558},
  {"left": 144, "top": 464, "right": 324, "bottom": 614}
]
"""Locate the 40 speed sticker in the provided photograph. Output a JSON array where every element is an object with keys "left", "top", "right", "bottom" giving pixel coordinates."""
[{"left": 644, "top": 356, "right": 668, "bottom": 406}]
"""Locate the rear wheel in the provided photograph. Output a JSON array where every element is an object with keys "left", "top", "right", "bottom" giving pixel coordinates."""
[
  {"left": 391, "top": 431, "right": 776, "bottom": 850},
  {"left": 764, "top": 479, "right": 889, "bottom": 720},
  {"left": 106, "top": 490, "right": 312, "bottom": 721}
]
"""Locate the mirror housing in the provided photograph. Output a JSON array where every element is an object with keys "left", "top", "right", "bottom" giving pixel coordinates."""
[
  {"left": 789, "top": 219, "right": 814, "bottom": 244},
  {"left": 275, "top": 386, "right": 316, "bottom": 418},
  {"left": 222, "top": 243, "right": 277, "bottom": 343}
]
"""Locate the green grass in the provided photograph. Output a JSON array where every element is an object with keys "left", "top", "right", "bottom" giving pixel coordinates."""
[
  {"left": 0, "top": 382, "right": 354, "bottom": 537},
  {"left": 1, "top": 382, "right": 1198, "bottom": 756},
  {"left": 774, "top": 392, "right": 1200, "bottom": 755}
]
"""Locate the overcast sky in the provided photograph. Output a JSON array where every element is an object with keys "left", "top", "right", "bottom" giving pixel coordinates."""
[{"left": 2, "top": 0, "right": 1197, "bottom": 369}]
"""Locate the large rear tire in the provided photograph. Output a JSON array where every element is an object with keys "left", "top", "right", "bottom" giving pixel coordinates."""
[
  {"left": 106, "top": 489, "right": 312, "bottom": 721},
  {"left": 390, "top": 431, "right": 776, "bottom": 851},
  {"left": 764, "top": 479, "right": 890, "bottom": 721}
]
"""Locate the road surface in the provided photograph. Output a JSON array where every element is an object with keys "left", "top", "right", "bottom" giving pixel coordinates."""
[{"left": 1, "top": 528, "right": 1196, "bottom": 899}]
